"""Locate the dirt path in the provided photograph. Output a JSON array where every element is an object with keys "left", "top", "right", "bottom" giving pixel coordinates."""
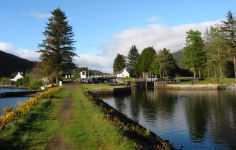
[{"left": 47, "top": 86, "right": 74, "bottom": 150}]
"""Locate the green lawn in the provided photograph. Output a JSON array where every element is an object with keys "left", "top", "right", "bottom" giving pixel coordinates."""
[{"left": 0, "top": 84, "right": 136, "bottom": 150}]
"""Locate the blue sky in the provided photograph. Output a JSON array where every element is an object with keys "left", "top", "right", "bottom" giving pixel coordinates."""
[{"left": 0, "top": 0, "right": 236, "bottom": 71}]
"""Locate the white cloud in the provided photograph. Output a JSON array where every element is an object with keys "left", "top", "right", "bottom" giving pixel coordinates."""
[
  {"left": 0, "top": 42, "right": 39, "bottom": 61},
  {"left": 30, "top": 12, "right": 50, "bottom": 20},
  {"left": 79, "top": 20, "right": 220, "bottom": 73},
  {"left": 0, "top": 19, "right": 220, "bottom": 73}
]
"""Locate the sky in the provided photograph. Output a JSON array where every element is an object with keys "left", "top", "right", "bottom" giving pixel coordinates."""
[{"left": 0, "top": 0, "right": 236, "bottom": 72}]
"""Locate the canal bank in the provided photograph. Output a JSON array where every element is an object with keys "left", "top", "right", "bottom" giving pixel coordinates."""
[
  {"left": 0, "top": 84, "right": 136, "bottom": 150},
  {"left": 101, "top": 84, "right": 236, "bottom": 150},
  {"left": 162, "top": 84, "right": 225, "bottom": 90},
  {"left": 87, "top": 86, "right": 174, "bottom": 150}
]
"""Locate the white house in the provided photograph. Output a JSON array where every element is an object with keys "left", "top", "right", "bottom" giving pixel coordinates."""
[
  {"left": 80, "top": 71, "right": 87, "bottom": 79},
  {"left": 116, "top": 68, "right": 130, "bottom": 78},
  {"left": 10, "top": 72, "right": 23, "bottom": 82}
]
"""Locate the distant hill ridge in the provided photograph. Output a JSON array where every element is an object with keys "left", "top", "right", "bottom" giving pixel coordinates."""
[{"left": 0, "top": 50, "right": 35, "bottom": 77}]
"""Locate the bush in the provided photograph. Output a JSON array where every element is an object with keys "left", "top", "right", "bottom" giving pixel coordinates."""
[
  {"left": 0, "top": 77, "right": 11, "bottom": 85},
  {"left": 28, "top": 79, "right": 43, "bottom": 90}
]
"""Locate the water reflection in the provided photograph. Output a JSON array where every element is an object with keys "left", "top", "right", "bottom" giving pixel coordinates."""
[{"left": 103, "top": 88, "right": 236, "bottom": 150}]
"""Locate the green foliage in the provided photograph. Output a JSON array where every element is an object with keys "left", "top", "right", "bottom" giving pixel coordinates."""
[
  {"left": 205, "top": 26, "right": 230, "bottom": 78},
  {"left": 221, "top": 11, "right": 236, "bottom": 50},
  {"left": 16, "top": 74, "right": 43, "bottom": 90},
  {"left": 221, "top": 11, "right": 236, "bottom": 78},
  {"left": 150, "top": 56, "right": 160, "bottom": 75},
  {"left": 113, "top": 54, "right": 126, "bottom": 73},
  {"left": 127, "top": 45, "right": 139, "bottom": 77},
  {"left": 158, "top": 48, "right": 177, "bottom": 77},
  {"left": 183, "top": 30, "right": 206, "bottom": 78},
  {"left": 136, "top": 47, "right": 157, "bottom": 75},
  {"left": 39, "top": 8, "right": 76, "bottom": 82}
]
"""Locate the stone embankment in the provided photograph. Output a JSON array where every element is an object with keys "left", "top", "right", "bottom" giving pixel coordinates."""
[{"left": 161, "top": 84, "right": 226, "bottom": 90}]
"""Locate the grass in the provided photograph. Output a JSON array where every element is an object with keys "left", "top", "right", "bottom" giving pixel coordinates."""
[
  {"left": 81, "top": 83, "right": 126, "bottom": 92},
  {"left": 0, "top": 84, "right": 136, "bottom": 150},
  {"left": 0, "top": 89, "right": 68, "bottom": 150},
  {"left": 62, "top": 84, "right": 136, "bottom": 150}
]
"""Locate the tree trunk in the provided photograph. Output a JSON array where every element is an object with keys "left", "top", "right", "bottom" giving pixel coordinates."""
[
  {"left": 198, "top": 70, "right": 201, "bottom": 79},
  {"left": 193, "top": 69, "right": 196, "bottom": 79},
  {"left": 234, "top": 56, "right": 236, "bottom": 79},
  {"left": 207, "top": 67, "right": 210, "bottom": 78},
  {"left": 219, "top": 65, "right": 223, "bottom": 78}
]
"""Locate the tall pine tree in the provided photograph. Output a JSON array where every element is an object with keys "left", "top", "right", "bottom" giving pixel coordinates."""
[
  {"left": 39, "top": 8, "right": 76, "bottom": 82},
  {"left": 221, "top": 11, "right": 236, "bottom": 79},
  {"left": 127, "top": 45, "right": 139, "bottom": 77}
]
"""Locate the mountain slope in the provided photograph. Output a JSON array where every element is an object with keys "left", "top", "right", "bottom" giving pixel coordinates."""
[
  {"left": 0, "top": 50, "right": 35, "bottom": 77},
  {"left": 173, "top": 50, "right": 183, "bottom": 67}
]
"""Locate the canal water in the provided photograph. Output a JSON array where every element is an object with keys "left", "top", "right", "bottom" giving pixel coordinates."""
[
  {"left": 0, "top": 87, "right": 29, "bottom": 115},
  {"left": 102, "top": 88, "right": 236, "bottom": 150}
]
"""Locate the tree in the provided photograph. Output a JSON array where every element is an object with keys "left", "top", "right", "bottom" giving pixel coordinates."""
[
  {"left": 136, "top": 47, "right": 156, "bottom": 76},
  {"left": 39, "top": 8, "right": 76, "bottom": 82},
  {"left": 113, "top": 54, "right": 126, "bottom": 73},
  {"left": 221, "top": 11, "right": 236, "bottom": 79},
  {"left": 150, "top": 56, "right": 160, "bottom": 75},
  {"left": 204, "top": 26, "right": 229, "bottom": 78},
  {"left": 127, "top": 45, "right": 139, "bottom": 77},
  {"left": 157, "top": 48, "right": 177, "bottom": 78},
  {"left": 183, "top": 30, "right": 206, "bottom": 79}
]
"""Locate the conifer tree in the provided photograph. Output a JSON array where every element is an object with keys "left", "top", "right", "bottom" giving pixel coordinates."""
[
  {"left": 39, "top": 8, "right": 76, "bottom": 82},
  {"left": 113, "top": 54, "right": 126, "bottom": 73},
  {"left": 127, "top": 45, "right": 139, "bottom": 77},
  {"left": 221, "top": 11, "right": 236, "bottom": 79}
]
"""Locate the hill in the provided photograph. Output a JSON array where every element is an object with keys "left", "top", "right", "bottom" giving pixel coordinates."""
[
  {"left": 0, "top": 50, "right": 35, "bottom": 77},
  {"left": 173, "top": 50, "right": 183, "bottom": 67}
]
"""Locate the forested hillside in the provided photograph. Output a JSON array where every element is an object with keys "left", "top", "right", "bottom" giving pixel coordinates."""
[{"left": 0, "top": 50, "right": 35, "bottom": 77}]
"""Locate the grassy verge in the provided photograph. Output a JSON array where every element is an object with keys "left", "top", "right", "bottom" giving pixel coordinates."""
[
  {"left": 0, "top": 89, "right": 68, "bottom": 150},
  {"left": 62, "top": 84, "right": 136, "bottom": 150},
  {"left": 0, "top": 84, "right": 136, "bottom": 150}
]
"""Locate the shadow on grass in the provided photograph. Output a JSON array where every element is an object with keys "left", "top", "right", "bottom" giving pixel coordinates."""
[{"left": 0, "top": 100, "right": 53, "bottom": 150}]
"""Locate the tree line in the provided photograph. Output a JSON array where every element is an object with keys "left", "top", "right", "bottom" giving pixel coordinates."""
[
  {"left": 113, "top": 11, "right": 236, "bottom": 80},
  {"left": 113, "top": 46, "right": 178, "bottom": 78}
]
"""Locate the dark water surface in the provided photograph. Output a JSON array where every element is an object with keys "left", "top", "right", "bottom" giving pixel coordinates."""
[
  {"left": 0, "top": 87, "right": 29, "bottom": 115},
  {"left": 102, "top": 88, "right": 236, "bottom": 150}
]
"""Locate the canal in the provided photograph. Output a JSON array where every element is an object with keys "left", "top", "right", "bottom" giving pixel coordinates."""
[
  {"left": 102, "top": 88, "right": 236, "bottom": 150},
  {"left": 0, "top": 87, "right": 29, "bottom": 115}
]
